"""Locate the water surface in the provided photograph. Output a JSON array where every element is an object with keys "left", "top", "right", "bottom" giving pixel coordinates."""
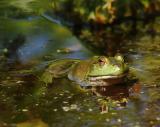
[{"left": 0, "top": 0, "right": 160, "bottom": 127}]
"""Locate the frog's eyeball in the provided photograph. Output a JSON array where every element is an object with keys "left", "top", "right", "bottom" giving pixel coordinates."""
[{"left": 98, "top": 56, "right": 109, "bottom": 66}]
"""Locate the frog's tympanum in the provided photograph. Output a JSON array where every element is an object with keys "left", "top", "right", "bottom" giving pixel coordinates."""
[{"left": 41, "top": 54, "right": 129, "bottom": 87}]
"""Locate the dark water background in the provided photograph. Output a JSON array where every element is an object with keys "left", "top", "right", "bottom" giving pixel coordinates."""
[{"left": 0, "top": 0, "right": 160, "bottom": 127}]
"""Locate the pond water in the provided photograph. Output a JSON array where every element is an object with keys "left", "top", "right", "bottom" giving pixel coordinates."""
[{"left": 0, "top": 0, "right": 160, "bottom": 127}]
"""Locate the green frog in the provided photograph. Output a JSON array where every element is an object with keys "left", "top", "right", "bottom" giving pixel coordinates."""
[{"left": 41, "top": 54, "right": 129, "bottom": 87}]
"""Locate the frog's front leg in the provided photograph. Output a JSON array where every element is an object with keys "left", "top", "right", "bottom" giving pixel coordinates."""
[{"left": 91, "top": 86, "right": 102, "bottom": 96}]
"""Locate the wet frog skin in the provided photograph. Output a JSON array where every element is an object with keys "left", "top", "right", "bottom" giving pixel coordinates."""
[{"left": 41, "top": 54, "right": 129, "bottom": 86}]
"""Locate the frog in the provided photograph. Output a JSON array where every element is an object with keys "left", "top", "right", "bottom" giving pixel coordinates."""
[{"left": 40, "top": 54, "right": 129, "bottom": 87}]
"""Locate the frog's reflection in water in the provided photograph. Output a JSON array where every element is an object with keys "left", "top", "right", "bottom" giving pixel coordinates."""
[{"left": 88, "top": 82, "right": 141, "bottom": 113}]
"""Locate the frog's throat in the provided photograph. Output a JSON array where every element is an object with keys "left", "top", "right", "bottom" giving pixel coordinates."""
[{"left": 88, "top": 73, "right": 128, "bottom": 81}]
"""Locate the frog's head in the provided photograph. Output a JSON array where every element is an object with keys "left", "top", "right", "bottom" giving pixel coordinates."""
[{"left": 88, "top": 55, "right": 129, "bottom": 79}]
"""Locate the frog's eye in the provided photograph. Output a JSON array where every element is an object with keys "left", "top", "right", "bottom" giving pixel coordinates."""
[{"left": 98, "top": 56, "right": 108, "bottom": 66}]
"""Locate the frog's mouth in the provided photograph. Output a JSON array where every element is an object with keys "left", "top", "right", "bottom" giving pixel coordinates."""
[
  {"left": 83, "top": 73, "right": 128, "bottom": 86},
  {"left": 88, "top": 73, "right": 128, "bottom": 81}
]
